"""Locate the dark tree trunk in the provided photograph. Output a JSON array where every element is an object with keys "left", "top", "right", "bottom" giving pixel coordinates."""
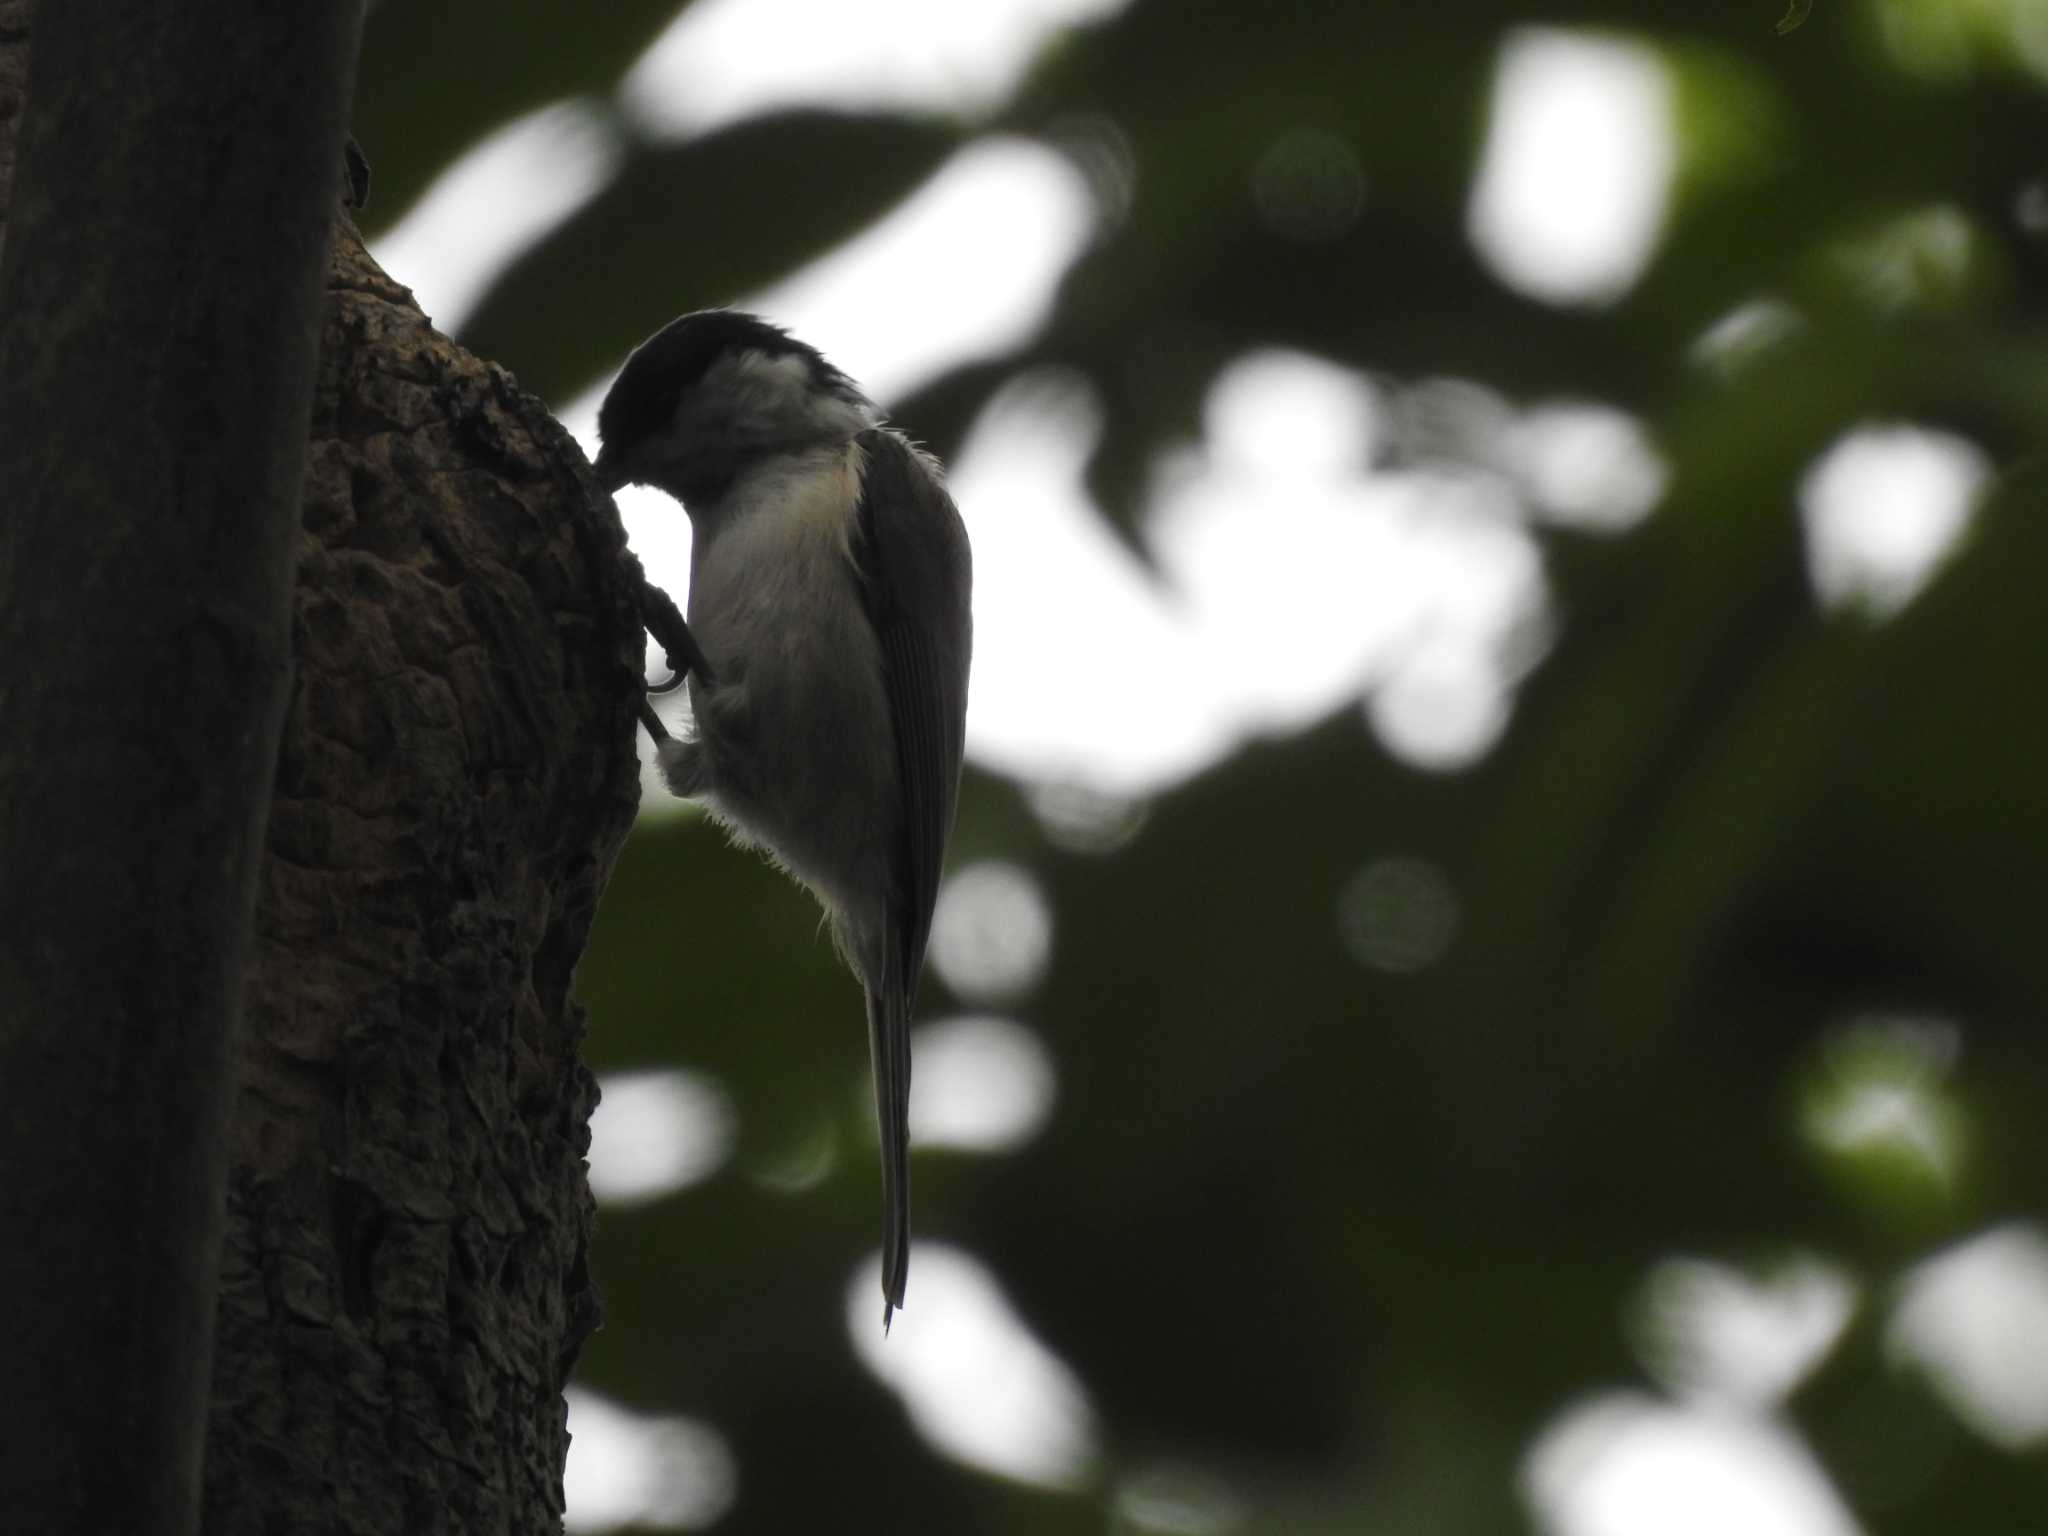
[
  {"left": 0, "top": 3, "right": 362, "bottom": 1532},
  {"left": 0, "top": 5, "right": 641, "bottom": 1532}
]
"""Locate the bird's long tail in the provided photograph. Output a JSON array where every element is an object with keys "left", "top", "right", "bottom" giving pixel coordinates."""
[{"left": 865, "top": 971, "right": 912, "bottom": 1330}]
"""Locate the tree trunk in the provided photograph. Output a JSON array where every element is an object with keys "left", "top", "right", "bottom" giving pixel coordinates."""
[
  {"left": 0, "top": 3, "right": 360, "bottom": 1532},
  {"left": 201, "top": 211, "right": 641, "bottom": 1536},
  {"left": 0, "top": 6, "right": 642, "bottom": 1531}
]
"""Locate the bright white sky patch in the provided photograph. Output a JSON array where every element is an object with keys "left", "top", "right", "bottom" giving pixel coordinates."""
[
  {"left": 587, "top": 1069, "right": 737, "bottom": 1207},
  {"left": 370, "top": 101, "right": 619, "bottom": 337},
  {"left": 1889, "top": 1223, "right": 2048, "bottom": 1450},
  {"left": 849, "top": 1244, "right": 1098, "bottom": 1488},
  {"left": 955, "top": 361, "right": 1550, "bottom": 788},
  {"left": 1524, "top": 1394, "right": 1863, "bottom": 1536},
  {"left": 1468, "top": 30, "right": 1674, "bottom": 306},
  {"left": 1164, "top": 358, "right": 1544, "bottom": 767},
  {"left": 1799, "top": 424, "right": 1988, "bottom": 619},
  {"left": 621, "top": 0, "right": 1131, "bottom": 136},
  {"left": 1148, "top": 465, "right": 1401, "bottom": 735},
  {"left": 564, "top": 1388, "right": 737, "bottom": 1532},
  {"left": 1150, "top": 461, "right": 1537, "bottom": 741},
  {"left": 748, "top": 137, "right": 1095, "bottom": 402},
  {"left": 909, "top": 1015, "right": 1056, "bottom": 1151},
  {"left": 947, "top": 371, "right": 1227, "bottom": 787}
]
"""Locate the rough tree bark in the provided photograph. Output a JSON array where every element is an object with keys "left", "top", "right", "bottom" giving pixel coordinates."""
[
  {"left": 1, "top": 6, "right": 642, "bottom": 1532},
  {"left": 200, "top": 216, "right": 641, "bottom": 1536}
]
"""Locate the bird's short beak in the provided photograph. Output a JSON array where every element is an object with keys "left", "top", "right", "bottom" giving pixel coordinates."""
[{"left": 593, "top": 442, "right": 631, "bottom": 494}]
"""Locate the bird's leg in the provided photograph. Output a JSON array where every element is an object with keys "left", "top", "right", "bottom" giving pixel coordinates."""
[
  {"left": 640, "top": 690, "right": 708, "bottom": 799},
  {"left": 638, "top": 573, "right": 715, "bottom": 696}
]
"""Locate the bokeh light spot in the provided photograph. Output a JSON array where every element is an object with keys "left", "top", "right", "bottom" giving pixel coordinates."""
[
  {"left": 1115, "top": 1462, "right": 1246, "bottom": 1534},
  {"left": 564, "top": 1389, "right": 737, "bottom": 1532},
  {"left": 1831, "top": 204, "right": 1983, "bottom": 312},
  {"left": 1690, "top": 298, "right": 1805, "bottom": 376},
  {"left": 1799, "top": 425, "right": 1988, "bottom": 619},
  {"left": 747, "top": 1117, "right": 841, "bottom": 1195},
  {"left": 1025, "top": 780, "right": 1151, "bottom": 855},
  {"left": 1468, "top": 30, "right": 1674, "bottom": 306},
  {"left": 1523, "top": 1394, "right": 1863, "bottom": 1536},
  {"left": 1336, "top": 856, "right": 1460, "bottom": 974},
  {"left": 2014, "top": 178, "right": 2048, "bottom": 235},
  {"left": 909, "top": 1015, "right": 1056, "bottom": 1152},
  {"left": 1389, "top": 376, "right": 1517, "bottom": 469},
  {"left": 1203, "top": 349, "right": 1379, "bottom": 478},
  {"left": 1800, "top": 1014, "right": 1965, "bottom": 1201},
  {"left": 587, "top": 1070, "right": 737, "bottom": 1207},
  {"left": 1368, "top": 643, "right": 1513, "bottom": 772},
  {"left": 1888, "top": 1222, "right": 2048, "bottom": 1450},
  {"left": 848, "top": 1245, "right": 1098, "bottom": 1488},
  {"left": 928, "top": 860, "right": 1054, "bottom": 1001},
  {"left": 1047, "top": 111, "right": 1140, "bottom": 228},
  {"left": 1632, "top": 1254, "right": 1857, "bottom": 1411},
  {"left": 1874, "top": 0, "right": 2048, "bottom": 85},
  {"left": 1511, "top": 403, "right": 1668, "bottom": 532}
]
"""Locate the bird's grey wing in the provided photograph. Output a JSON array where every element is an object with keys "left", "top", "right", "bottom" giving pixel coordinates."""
[
  {"left": 853, "top": 428, "right": 973, "bottom": 992},
  {"left": 851, "top": 427, "right": 973, "bottom": 1322}
]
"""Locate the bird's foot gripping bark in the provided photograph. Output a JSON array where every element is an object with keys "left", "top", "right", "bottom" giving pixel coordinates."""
[{"left": 638, "top": 574, "right": 713, "bottom": 699}]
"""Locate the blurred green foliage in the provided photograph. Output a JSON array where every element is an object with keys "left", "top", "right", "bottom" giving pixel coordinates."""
[{"left": 356, "top": 0, "right": 2048, "bottom": 1529}]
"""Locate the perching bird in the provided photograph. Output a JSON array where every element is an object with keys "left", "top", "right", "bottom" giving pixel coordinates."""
[{"left": 593, "top": 311, "right": 972, "bottom": 1327}]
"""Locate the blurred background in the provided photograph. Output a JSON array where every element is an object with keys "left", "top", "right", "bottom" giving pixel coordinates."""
[{"left": 353, "top": 1, "right": 2048, "bottom": 1530}]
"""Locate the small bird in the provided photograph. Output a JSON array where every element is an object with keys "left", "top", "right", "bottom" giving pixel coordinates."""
[{"left": 594, "top": 311, "right": 972, "bottom": 1327}]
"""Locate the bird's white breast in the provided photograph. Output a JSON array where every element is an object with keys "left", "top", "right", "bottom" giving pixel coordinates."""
[
  {"left": 683, "top": 439, "right": 894, "bottom": 926},
  {"left": 687, "top": 440, "right": 864, "bottom": 661}
]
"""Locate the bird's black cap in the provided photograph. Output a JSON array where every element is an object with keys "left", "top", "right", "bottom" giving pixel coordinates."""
[{"left": 597, "top": 310, "right": 856, "bottom": 461}]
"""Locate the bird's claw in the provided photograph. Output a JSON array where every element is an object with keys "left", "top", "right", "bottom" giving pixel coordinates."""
[{"left": 637, "top": 574, "right": 714, "bottom": 695}]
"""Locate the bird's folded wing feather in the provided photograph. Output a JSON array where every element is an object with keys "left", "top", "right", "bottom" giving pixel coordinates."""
[{"left": 851, "top": 428, "right": 974, "bottom": 1001}]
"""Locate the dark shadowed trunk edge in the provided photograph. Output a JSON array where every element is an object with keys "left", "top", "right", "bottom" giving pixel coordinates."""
[{"left": 0, "top": 2, "right": 365, "bottom": 1532}]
